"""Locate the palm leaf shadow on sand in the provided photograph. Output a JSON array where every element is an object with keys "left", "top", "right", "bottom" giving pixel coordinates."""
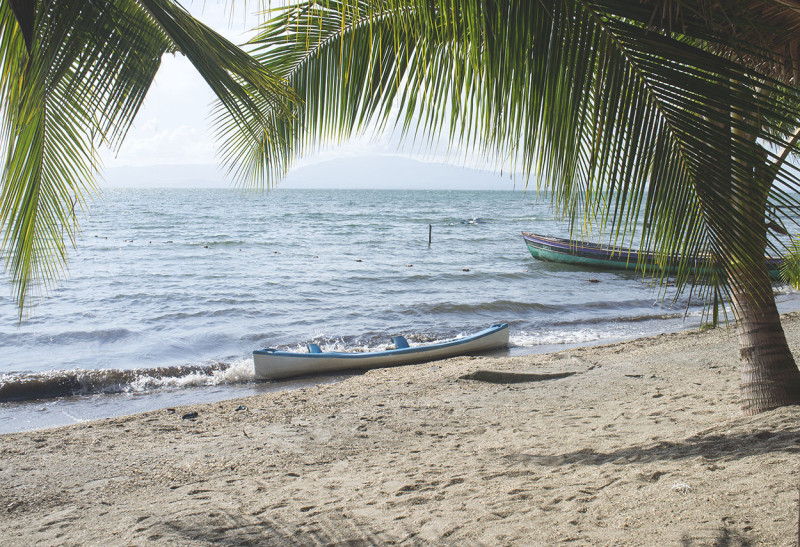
[
  {"left": 680, "top": 527, "right": 753, "bottom": 547},
  {"left": 507, "top": 426, "right": 800, "bottom": 466},
  {"left": 155, "top": 508, "right": 419, "bottom": 546}
]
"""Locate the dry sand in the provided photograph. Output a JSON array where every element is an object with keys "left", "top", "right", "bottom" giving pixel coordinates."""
[{"left": 2, "top": 317, "right": 800, "bottom": 546}]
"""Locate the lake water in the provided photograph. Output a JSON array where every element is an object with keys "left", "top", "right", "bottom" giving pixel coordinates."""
[{"left": 2, "top": 188, "right": 798, "bottom": 432}]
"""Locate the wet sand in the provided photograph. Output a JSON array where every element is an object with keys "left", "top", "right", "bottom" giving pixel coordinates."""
[{"left": 2, "top": 316, "right": 800, "bottom": 545}]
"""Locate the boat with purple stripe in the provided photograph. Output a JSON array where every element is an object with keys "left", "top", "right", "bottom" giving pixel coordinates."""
[{"left": 522, "top": 232, "right": 783, "bottom": 279}]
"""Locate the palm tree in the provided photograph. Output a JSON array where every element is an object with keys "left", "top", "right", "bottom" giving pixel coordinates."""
[
  {"left": 250, "top": 0, "right": 800, "bottom": 414},
  {"left": 0, "top": 0, "right": 298, "bottom": 316}
]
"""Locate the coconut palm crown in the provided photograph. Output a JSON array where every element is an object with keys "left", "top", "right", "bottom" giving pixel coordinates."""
[
  {"left": 250, "top": 0, "right": 800, "bottom": 414},
  {"left": 0, "top": 0, "right": 298, "bottom": 316}
]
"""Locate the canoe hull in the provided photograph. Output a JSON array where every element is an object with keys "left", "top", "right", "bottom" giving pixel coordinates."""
[
  {"left": 254, "top": 324, "right": 509, "bottom": 380},
  {"left": 522, "top": 232, "right": 782, "bottom": 279}
]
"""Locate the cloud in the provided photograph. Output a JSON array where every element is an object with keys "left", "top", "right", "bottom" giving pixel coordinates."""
[
  {"left": 100, "top": 3, "right": 249, "bottom": 169},
  {"left": 104, "top": 122, "right": 215, "bottom": 167},
  {"left": 99, "top": 2, "right": 519, "bottom": 178}
]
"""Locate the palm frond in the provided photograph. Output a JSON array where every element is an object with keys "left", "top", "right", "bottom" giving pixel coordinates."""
[
  {"left": 0, "top": 0, "right": 167, "bottom": 316},
  {"left": 251, "top": 0, "right": 800, "bottom": 314},
  {"left": 0, "top": 0, "right": 298, "bottom": 317}
]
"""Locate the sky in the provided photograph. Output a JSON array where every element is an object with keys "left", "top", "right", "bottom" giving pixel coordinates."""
[
  {"left": 99, "top": 2, "right": 521, "bottom": 190},
  {"left": 100, "top": 3, "right": 258, "bottom": 170}
]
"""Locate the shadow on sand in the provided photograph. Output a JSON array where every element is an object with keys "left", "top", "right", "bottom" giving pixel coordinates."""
[
  {"left": 155, "top": 508, "right": 417, "bottom": 546},
  {"left": 680, "top": 527, "right": 754, "bottom": 546},
  {"left": 506, "top": 425, "right": 800, "bottom": 467}
]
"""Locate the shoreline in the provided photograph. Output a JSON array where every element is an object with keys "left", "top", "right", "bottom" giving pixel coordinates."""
[
  {"left": 0, "top": 324, "right": 706, "bottom": 436},
  {"left": 3, "top": 316, "right": 800, "bottom": 545}
]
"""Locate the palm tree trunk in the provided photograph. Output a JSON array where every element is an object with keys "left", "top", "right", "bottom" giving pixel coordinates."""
[
  {"left": 721, "top": 109, "right": 800, "bottom": 414},
  {"left": 726, "top": 140, "right": 800, "bottom": 413},
  {"left": 730, "top": 259, "right": 800, "bottom": 414}
]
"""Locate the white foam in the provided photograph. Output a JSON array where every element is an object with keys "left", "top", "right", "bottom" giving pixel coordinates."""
[
  {"left": 510, "top": 321, "right": 694, "bottom": 349},
  {"left": 775, "top": 284, "right": 800, "bottom": 296},
  {"left": 219, "top": 358, "right": 257, "bottom": 382},
  {"left": 127, "top": 358, "right": 255, "bottom": 392},
  {"left": 511, "top": 329, "right": 614, "bottom": 348},
  {"left": 296, "top": 338, "right": 397, "bottom": 354}
]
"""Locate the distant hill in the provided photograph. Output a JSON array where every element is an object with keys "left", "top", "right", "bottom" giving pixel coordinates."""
[
  {"left": 101, "top": 163, "right": 228, "bottom": 188},
  {"left": 100, "top": 155, "right": 528, "bottom": 190},
  {"left": 282, "top": 155, "right": 525, "bottom": 190}
]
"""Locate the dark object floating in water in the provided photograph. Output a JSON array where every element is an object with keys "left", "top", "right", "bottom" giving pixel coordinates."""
[
  {"left": 182, "top": 411, "right": 199, "bottom": 420},
  {"left": 460, "top": 370, "right": 577, "bottom": 384},
  {"left": 521, "top": 231, "right": 783, "bottom": 279},
  {"left": 254, "top": 324, "right": 509, "bottom": 380}
]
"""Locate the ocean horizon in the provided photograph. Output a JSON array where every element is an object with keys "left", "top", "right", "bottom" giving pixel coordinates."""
[{"left": 2, "top": 187, "right": 798, "bottom": 433}]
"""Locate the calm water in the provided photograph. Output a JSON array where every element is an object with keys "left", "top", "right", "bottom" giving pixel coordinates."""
[{"left": 2, "top": 188, "right": 798, "bottom": 432}]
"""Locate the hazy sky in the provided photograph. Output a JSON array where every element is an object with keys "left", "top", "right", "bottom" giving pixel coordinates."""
[
  {"left": 101, "top": 3, "right": 261, "bottom": 169},
  {"left": 102, "top": 3, "right": 410, "bottom": 169},
  {"left": 99, "top": 2, "right": 520, "bottom": 189}
]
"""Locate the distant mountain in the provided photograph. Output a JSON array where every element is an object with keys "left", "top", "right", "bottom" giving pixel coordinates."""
[
  {"left": 101, "top": 163, "right": 228, "bottom": 188},
  {"left": 282, "top": 155, "right": 524, "bottom": 190},
  {"left": 100, "top": 155, "right": 527, "bottom": 190}
]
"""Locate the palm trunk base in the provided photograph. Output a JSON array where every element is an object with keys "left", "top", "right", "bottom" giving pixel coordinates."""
[{"left": 737, "top": 310, "right": 800, "bottom": 415}]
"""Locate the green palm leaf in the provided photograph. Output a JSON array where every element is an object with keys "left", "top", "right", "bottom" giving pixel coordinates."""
[
  {"left": 251, "top": 0, "right": 800, "bottom": 310},
  {"left": 0, "top": 0, "right": 298, "bottom": 317}
]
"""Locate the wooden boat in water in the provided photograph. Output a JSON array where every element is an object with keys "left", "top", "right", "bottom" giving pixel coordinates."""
[
  {"left": 521, "top": 232, "right": 783, "bottom": 279},
  {"left": 253, "top": 323, "right": 509, "bottom": 380}
]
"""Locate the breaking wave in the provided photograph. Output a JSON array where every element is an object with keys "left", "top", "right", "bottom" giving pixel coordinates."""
[{"left": 0, "top": 359, "right": 255, "bottom": 403}]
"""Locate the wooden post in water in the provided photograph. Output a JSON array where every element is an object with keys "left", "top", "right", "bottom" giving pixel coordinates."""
[{"left": 428, "top": 224, "right": 432, "bottom": 247}]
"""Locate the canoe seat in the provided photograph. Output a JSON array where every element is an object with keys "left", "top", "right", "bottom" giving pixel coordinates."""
[
  {"left": 307, "top": 343, "right": 322, "bottom": 354},
  {"left": 391, "top": 336, "right": 410, "bottom": 349}
]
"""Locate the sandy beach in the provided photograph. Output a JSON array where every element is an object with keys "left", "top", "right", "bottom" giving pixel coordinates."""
[{"left": 2, "top": 317, "right": 800, "bottom": 546}]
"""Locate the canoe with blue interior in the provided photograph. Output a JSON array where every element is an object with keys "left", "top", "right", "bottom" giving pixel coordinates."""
[
  {"left": 521, "top": 231, "right": 783, "bottom": 279},
  {"left": 253, "top": 323, "right": 509, "bottom": 380}
]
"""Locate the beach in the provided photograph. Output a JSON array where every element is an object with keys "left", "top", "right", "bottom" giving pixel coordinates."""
[
  {"left": 6, "top": 187, "right": 756, "bottom": 431},
  {"left": 2, "top": 316, "right": 800, "bottom": 546}
]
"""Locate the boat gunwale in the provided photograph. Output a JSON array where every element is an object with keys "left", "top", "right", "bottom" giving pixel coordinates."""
[
  {"left": 522, "top": 232, "right": 677, "bottom": 264},
  {"left": 253, "top": 323, "right": 509, "bottom": 360},
  {"left": 521, "top": 231, "right": 783, "bottom": 269}
]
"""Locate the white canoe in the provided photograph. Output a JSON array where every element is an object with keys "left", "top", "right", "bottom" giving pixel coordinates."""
[{"left": 253, "top": 323, "right": 509, "bottom": 380}]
